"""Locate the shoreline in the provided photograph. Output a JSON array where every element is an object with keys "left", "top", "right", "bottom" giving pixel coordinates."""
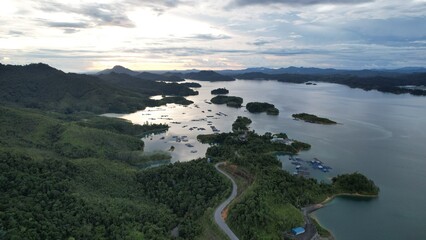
[{"left": 305, "top": 193, "right": 378, "bottom": 239}]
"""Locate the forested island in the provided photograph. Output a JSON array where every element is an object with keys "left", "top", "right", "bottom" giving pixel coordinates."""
[
  {"left": 198, "top": 117, "right": 379, "bottom": 240},
  {"left": 211, "top": 88, "right": 229, "bottom": 95},
  {"left": 246, "top": 102, "right": 279, "bottom": 115},
  {"left": 210, "top": 95, "right": 243, "bottom": 108},
  {"left": 293, "top": 113, "right": 337, "bottom": 124}
]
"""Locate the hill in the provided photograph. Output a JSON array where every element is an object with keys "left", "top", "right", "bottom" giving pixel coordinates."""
[
  {"left": 0, "top": 106, "right": 229, "bottom": 239},
  {"left": 234, "top": 72, "right": 426, "bottom": 96},
  {"left": 96, "top": 65, "right": 140, "bottom": 76},
  {"left": 220, "top": 66, "right": 426, "bottom": 77},
  {"left": 136, "top": 71, "right": 184, "bottom": 82},
  {"left": 98, "top": 72, "right": 198, "bottom": 96},
  {"left": 0, "top": 63, "right": 194, "bottom": 114},
  {"left": 185, "top": 70, "right": 234, "bottom": 81}
]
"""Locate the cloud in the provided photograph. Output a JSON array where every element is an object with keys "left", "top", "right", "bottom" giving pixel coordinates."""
[
  {"left": 44, "top": 21, "right": 90, "bottom": 28},
  {"left": 8, "top": 30, "right": 25, "bottom": 36},
  {"left": 125, "top": 47, "right": 248, "bottom": 57},
  {"left": 260, "top": 48, "right": 327, "bottom": 56},
  {"left": 188, "top": 34, "right": 232, "bottom": 40},
  {"left": 231, "top": 0, "right": 373, "bottom": 7},
  {"left": 248, "top": 39, "right": 274, "bottom": 46},
  {"left": 63, "top": 29, "right": 80, "bottom": 34},
  {"left": 126, "top": 0, "right": 184, "bottom": 14},
  {"left": 37, "top": 1, "right": 134, "bottom": 28}
]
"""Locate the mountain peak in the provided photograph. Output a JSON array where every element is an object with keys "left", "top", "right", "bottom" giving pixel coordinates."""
[{"left": 97, "top": 65, "right": 139, "bottom": 76}]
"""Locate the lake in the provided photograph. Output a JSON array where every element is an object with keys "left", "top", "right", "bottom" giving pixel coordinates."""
[{"left": 113, "top": 79, "right": 426, "bottom": 239}]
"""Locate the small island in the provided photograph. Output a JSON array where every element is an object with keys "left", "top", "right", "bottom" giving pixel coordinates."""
[
  {"left": 292, "top": 113, "right": 337, "bottom": 124},
  {"left": 211, "top": 95, "right": 243, "bottom": 108},
  {"left": 211, "top": 88, "right": 229, "bottom": 95},
  {"left": 246, "top": 102, "right": 279, "bottom": 115}
]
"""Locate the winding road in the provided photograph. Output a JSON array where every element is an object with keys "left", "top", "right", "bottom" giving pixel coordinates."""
[{"left": 214, "top": 162, "right": 239, "bottom": 240}]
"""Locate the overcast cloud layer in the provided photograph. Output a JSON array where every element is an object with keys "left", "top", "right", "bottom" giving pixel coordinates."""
[{"left": 1, "top": 0, "right": 425, "bottom": 72}]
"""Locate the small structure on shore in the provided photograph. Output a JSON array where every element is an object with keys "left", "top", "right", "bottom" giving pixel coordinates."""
[
  {"left": 291, "top": 227, "right": 305, "bottom": 236},
  {"left": 271, "top": 136, "right": 294, "bottom": 145}
]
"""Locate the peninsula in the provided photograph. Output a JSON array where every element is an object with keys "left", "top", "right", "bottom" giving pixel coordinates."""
[{"left": 198, "top": 117, "right": 379, "bottom": 240}]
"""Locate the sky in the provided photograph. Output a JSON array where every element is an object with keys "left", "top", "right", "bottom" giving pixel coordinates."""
[{"left": 1, "top": 0, "right": 426, "bottom": 72}]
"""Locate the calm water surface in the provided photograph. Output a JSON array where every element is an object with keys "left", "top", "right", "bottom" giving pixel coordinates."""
[{"left": 114, "top": 79, "right": 426, "bottom": 240}]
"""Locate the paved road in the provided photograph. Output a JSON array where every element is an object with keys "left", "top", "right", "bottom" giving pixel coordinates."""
[
  {"left": 297, "top": 205, "right": 322, "bottom": 240},
  {"left": 214, "top": 162, "right": 239, "bottom": 240}
]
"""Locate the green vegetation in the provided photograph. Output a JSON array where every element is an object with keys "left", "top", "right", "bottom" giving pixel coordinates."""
[
  {"left": 0, "top": 63, "right": 381, "bottom": 240},
  {"left": 0, "top": 63, "right": 194, "bottom": 114},
  {"left": 210, "top": 95, "right": 243, "bottom": 108},
  {"left": 312, "top": 218, "right": 332, "bottom": 237},
  {"left": 136, "top": 161, "right": 230, "bottom": 239},
  {"left": 99, "top": 72, "right": 197, "bottom": 97},
  {"left": 0, "top": 106, "right": 229, "bottom": 239},
  {"left": 78, "top": 116, "right": 169, "bottom": 137},
  {"left": 198, "top": 117, "right": 378, "bottom": 240},
  {"left": 211, "top": 88, "right": 229, "bottom": 95},
  {"left": 232, "top": 116, "right": 252, "bottom": 131},
  {"left": 332, "top": 172, "right": 380, "bottom": 195},
  {"left": 156, "top": 96, "right": 194, "bottom": 106},
  {"left": 136, "top": 71, "right": 184, "bottom": 82},
  {"left": 198, "top": 117, "right": 311, "bottom": 169},
  {"left": 292, "top": 113, "right": 337, "bottom": 125},
  {"left": 180, "top": 82, "right": 202, "bottom": 88},
  {"left": 246, "top": 102, "right": 279, "bottom": 115}
]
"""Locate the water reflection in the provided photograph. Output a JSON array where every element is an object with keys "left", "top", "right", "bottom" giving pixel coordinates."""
[{"left": 109, "top": 79, "right": 426, "bottom": 240}]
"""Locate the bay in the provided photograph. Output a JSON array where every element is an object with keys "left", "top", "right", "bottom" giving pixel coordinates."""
[{"left": 116, "top": 79, "right": 426, "bottom": 239}]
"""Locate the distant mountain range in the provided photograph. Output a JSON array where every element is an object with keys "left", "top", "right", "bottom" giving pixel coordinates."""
[
  {"left": 218, "top": 66, "right": 426, "bottom": 77},
  {"left": 96, "top": 66, "right": 234, "bottom": 82},
  {"left": 96, "top": 65, "right": 184, "bottom": 82},
  {"left": 5, "top": 63, "right": 420, "bottom": 111},
  {"left": 92, "top": 65, "right": 426, "bottom": 96},
  {"left": 97, "top": 65, "right": 426, "bottom": 80}
]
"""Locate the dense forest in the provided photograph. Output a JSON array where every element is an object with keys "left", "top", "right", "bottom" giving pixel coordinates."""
[
  {"left": 246, "top": 102, "right": 279, "bottom": 115},
  {"left": 211, "top": 88, "right": 229, "bottom": 95},
  {"left": 232, "top": 116, "right": 252, "bottom": 131},
  {"left": 0, "top": 102, "right": 231, "bottom": 239},
  {"left": 210, "top": 95, "right": 243, "bottom": 108}
]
